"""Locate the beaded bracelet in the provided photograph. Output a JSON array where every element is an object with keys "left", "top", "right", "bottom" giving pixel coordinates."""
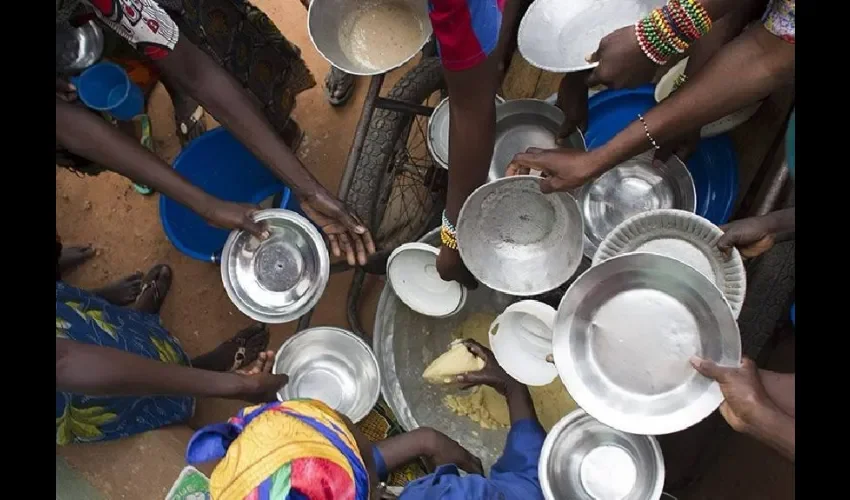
[
  {"left": 637, "top": 114, "right": 660, "bottom": 150},
  {"left": 635, "top": 0, "right": 713, "bottom": 65},
  {"left": 441, "top": 210, "right": 456, "bottom": 235},
  {"left": 441, "top": 210, "right": 458, "bottom": 249},
  {"left": 440, "top": 226, "right": 458, "bottom": 250}
]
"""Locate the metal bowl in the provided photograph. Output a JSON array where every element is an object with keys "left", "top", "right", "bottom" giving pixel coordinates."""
[
  {"left": 427, "top": 95, "right": 506, "bottom": 170},
  {"left": 274, "top": 327, "right": 380, "bottom": 423},
  {"left": 220, "top": 209, "right": 329, "bottom": 324},
  {"left": 577, "top": 150, "right": 696, "bottom": 258},
  {"left": 553, "top": 253, "right": 741, "bottom": 435},
  {"left": 374, "top": 228, "right": 519, "bottom": 470},
  {"left": 518, "top": 0, "right": 666, "bottom": 73},
  {"left": 308, "top": 0, "right": 431, "bottom": 75},
  {"left": 540, "top": 409, "right": 665, "bottom": 500},
  {"left": 56, "top": 20, "right": 105, "bottom": 74},
  {"left": 457, "top": 176, "right": 585, "bottom": 296},
  {"left": 489, "top": 99, "right": 587, "bottom": 181}
]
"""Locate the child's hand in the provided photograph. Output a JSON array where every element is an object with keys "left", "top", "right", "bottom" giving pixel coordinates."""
[{"left": 455, "top": 339, "right": 521, "bottom": 396}]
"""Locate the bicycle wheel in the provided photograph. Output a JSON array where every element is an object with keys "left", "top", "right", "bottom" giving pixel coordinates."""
[{"left": 345, "top": 57, "right": 447, "bottom": 274}]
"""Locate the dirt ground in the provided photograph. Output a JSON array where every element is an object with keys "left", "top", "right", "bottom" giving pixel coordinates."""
[{"left": 56, "top": 0, "right": 794, "bottom": 497}]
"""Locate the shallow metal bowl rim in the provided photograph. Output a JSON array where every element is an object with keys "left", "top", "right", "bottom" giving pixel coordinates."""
[
  {"left": 427, "top": 95, "right": 507, "bottom": 170},
  {"left": 220, "top": 209, "right": 330, "bottom": 324},
  {"left": 306, "top": 0, "right": 432, "bottom": 76},
  {"left": 516, "top": 0, "right": 602, "bottom": 73},
  {"left": 538, "top": 408, "right": 665, "bottom": 500},
  {"left": 457, "top": 175, "right": 584, "bottom": 296},
  {"left": 592, "top": 208, "right": 746, "bottom": 319},
  {"left": 386, "top": 241, "right": 468, "bottom": 317},
  {"left": 553, "top": 252, "right": 741, "bottom": 435},
  {"left": 272, "top": 326, "right": 381, "bottom": 423}
]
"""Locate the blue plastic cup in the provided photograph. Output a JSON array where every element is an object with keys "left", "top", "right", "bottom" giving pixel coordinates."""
[{"left": 72, "top": 62, "right": 144, "bottom": 121}]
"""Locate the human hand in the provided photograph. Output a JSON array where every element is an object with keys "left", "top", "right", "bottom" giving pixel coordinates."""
[
  {"left": 423, "top": 428, "right": 484, "bottom": 475},
  {"left": 586, "top": 25, "right": 659, "bottom": 90},
  {"left": 717, "top": 216, "right": 777, "bottom": 258},
  {"left": 436, "top": 246, "right": 478, "bottom": 289},
  {"left": 555, "top": 71, "right": 590, "bottom": 142},
  {"left": 299, "top": 191, "right": 376, "bottom": 266},
  {"left": 235, "top": 351, "right": 290, "bottom": 403},
  {"left": 56, "top": 77, "right": 78, "bottom": 102},
  {"left": 204, "top": 201, "right": 269, "bottom": 240},
  {"left": 655, "top": 130, "right": 700, "bottom": 163},
  {"left": 507, "top": 147, "right": 600, "bottom": 192},
  {"left": 455, "top": 339, "right": 521, "bottom": 396},
  {"left": 690, "top": 356, "right": 774, "bottom": 433}
]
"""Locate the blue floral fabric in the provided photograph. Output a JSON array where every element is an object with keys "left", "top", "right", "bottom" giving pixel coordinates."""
[{"left": 56, "top": 282, "right": 194, "bottom": 445}]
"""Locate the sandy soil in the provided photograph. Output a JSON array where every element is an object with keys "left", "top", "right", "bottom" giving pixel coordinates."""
[{"left": 55, "top": 0, "right": 794, "bottom": 497}]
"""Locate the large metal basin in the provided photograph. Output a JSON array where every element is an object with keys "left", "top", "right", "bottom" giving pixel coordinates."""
[{"left": 374, "top": 228, "right": 518, "bottom": 470}]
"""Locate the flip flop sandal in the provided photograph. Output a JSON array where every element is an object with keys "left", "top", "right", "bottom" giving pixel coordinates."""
[
  {"left": 133, "top": 114, "right": 155, "bottom": 195},
  {"left": 228, "top": 326, "right": 269, "bottom": 371},
  {"left": 136, "top": 264, "right": 171, "bottom": 309},
  {"left": 178, "top": 106, "right": 206, "bottom": 147},
  {"left": 324, "top": 69, "right": 355, "bottom": 107},
  {"left": 229, "top": 346, "right": 248, "bottom": 371},
  {"left": 137, "top": 276, "right": 162, "bottom": 306}
]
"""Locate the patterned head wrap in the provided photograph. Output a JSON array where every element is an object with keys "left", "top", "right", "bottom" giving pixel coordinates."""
[{"left": 186, "top": 400, "right": 369, "bottom": 500}]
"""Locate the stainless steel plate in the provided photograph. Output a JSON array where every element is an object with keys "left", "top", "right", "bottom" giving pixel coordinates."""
[
  {"left": 593, "top": 209, "right": 746, "bottom": 318},
  {"left": 578, "top": 151, "right": 696, "bottom": 258},
  {"left": 274, "top": 326, "right": 380, "bottom": 423},
  {"left": 489, "top": 99, "right": 587, "bottom": 181},
  {"left": 308, "top": 0, "right": 432, "bottom": 75},
  {"left": 553, "top": 253, "right": 741, "bottom": 435},
  {"left": 457, "top": 176, "right": 585, "bottom": 296},
  {"left": 374, "top": 228, "right": 519, "bottom": 471},
  {"left": 518, "top": 0, "right": 666, "bottom": 73},
  {"left": 221, "top": 209, "right": 330, "bottom": 323},
  {"left": 540, "top": 409, "right": 664, "bottom": 500},
  {"left": 427, "top": 95, "right": 506, "bottom": 170}
]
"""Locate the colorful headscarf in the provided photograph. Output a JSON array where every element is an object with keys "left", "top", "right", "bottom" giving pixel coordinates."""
[{"left": 186, "top": 400, "right": 369, "bottom": 500}]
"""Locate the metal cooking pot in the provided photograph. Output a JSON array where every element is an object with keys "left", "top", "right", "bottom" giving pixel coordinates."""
[
  {"left": 56, "top": 20, "right": 105, "bottom": 74},
  {"left": 308, "top": 0, "right": 432, "bottom": 75}
]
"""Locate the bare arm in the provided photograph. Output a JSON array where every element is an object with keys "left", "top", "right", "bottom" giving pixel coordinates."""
[
  {"left": 56, "top": 99, "right": 217, "bottom": 217},
  {"left": 760, "top": 370, "right": 795, "bottom": 418},
  {"left": 745, "top": 404, "right": 795, "bottom": 461},
  {"left": 592, "top": 25, "right": 795, "bottom": 173},
  {"left": 56, "top": 98, "right": 266, "bottom": 236},
  {"left": 443, "top": 58, "right": 499, "bottom": 226},
  {"left": 56, "top": 338, "right": 247, "bottom": 399},
  {"left": 504, "top": 383, "right": 537, "bottom": 425},
  {"left": 375, "top": 428, "right": 439, "bottom": 471},
  {"left": 376, "top": 427, "right": 483, "bottom": 475},
  {"left": 153, "top": 38, "right": 323, "bottom": 199}
]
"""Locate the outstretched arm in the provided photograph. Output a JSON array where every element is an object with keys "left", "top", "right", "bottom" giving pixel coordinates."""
[
  {"left": 56, "top": 339, "right": 279, "bottom": 400},
  {"left": 154, "top": 38, "right": 324, "bottom": 199},
  {"left": 56, "top": 98, "right": 265, "bottom": 236},
  {"left": 592, "top": 24, "right": 794, "bottom": 174}
]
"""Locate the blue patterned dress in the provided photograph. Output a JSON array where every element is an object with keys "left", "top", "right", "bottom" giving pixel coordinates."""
[{"left": 55, "top": 282, "right": 195, "bottom": 445}]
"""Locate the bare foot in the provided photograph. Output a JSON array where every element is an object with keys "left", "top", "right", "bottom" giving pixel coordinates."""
[
  {"left": 133, "top": 265, "right": 173, "bottom": 314},
  {"left": 191, "top": 324, "right": 270, "bottom": 372},
  {"left": 58, "top": 245, "right": 96, "bottom": 274},
  {"left": 93, "top": 272, "right": 144, "bottom": 306}
]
